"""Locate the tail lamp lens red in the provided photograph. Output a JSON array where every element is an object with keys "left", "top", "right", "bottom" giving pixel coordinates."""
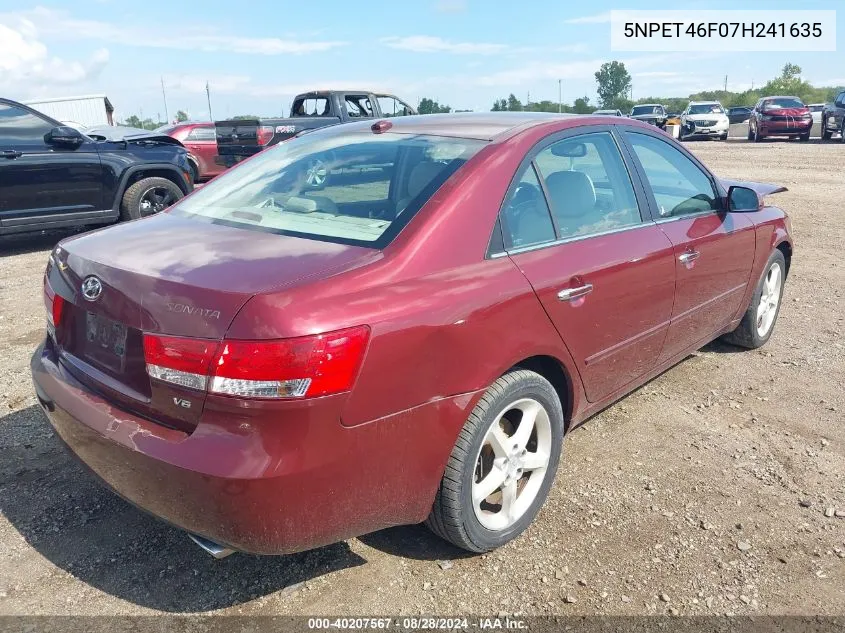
[
  {"left": 142, "top": 325, "right": 370, "bottom": 400},
  {"left": 44, "top": 277, "right": 65, "bottom": 330},
  {"left": 256, "top": 125, "right": 275, "bottom": 146}
]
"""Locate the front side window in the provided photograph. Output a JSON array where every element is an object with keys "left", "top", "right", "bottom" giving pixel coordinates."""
[
  {"left": 625, "top": 132, "right": 718, "bottom": 218},
  {"left": 377, "top": 96, "right": 414, "bottom": 117},
  {"left": 0, "top": 103, "right": 53, "bottom": 146},
  {"left": 534, "top": 132, "right": 641, "bottom": 238},
  {"left": 171, "top": 131, "right": 485, "bottom": 247}
]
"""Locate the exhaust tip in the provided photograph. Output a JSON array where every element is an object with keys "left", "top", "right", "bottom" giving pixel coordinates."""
[{"left": 188, "top": 533, "right": 235, "bottom": 559}]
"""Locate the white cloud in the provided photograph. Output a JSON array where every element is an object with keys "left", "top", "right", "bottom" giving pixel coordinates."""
[
  {"left": 0, "top": 18, "right": 109, "bottom": 97},
  {"left": 435, "top": 0, "right": 467, "bottom": 13},
  {"left": 381, "top": 35, "right": 507, "bottom": 55},
  {"left": 563, "top": 12, "right": 612, "bottom": 24},
  {"left": 2, "top": 7, "right": 346, "bottom": 55}
]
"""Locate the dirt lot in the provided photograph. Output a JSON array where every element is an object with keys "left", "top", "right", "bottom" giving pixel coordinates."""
[{"left": 0, "top": 139, "right": 842, "bottom": 617}]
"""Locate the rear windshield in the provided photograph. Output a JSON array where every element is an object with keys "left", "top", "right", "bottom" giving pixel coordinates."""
[
  {"left": 171, "top": 132, "right": 485, "bottom": 248},
  {"left": 763, "top": 98, "right": 805, "bottom": 109},
  {"left": 632, "top": 106, "right": 661, "bottom": 115},
  {"left": 688, "top": 104, "right": 724, "bottom": 115}
]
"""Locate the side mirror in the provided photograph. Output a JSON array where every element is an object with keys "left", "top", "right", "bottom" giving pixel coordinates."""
[
  {"left": 44, "top": 126, "right": 84, "bottom": 148},
  {"left": 728, "top": 185, "right": 760, "bottom": 212}
]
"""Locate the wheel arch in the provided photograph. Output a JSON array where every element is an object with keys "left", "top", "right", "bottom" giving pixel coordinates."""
[
  {"left": 775, "top": 240, "right": 792, "bottom": 276},
  {"left": 507, "top": 354, "right": 575, "bottom": 431},
  {"left": 111, "top": 164, "right": 190, "bottom": 213}
]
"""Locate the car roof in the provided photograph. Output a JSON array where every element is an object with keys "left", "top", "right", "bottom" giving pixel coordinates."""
[
  {"left": 761, "top": 95, "right": 802, "bottom": 100},
  {"left": 349, "top": 112, "right": 582, "bottom": 141},
  {"left": 689, "top": 101, "right": 721, "bottom": 105}
]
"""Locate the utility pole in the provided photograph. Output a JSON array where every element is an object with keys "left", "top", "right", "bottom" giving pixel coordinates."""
[
  {"left": 206, "top": 81, "right": 213, "bottom": 121},
  {"left": 558, "top": 79, "right": 562, "bottom": 113},
  {"left": 526, "top": 91, "right": 530, "bottom": 111},
  {"left": 160, "top": 77, "right": 169, "bottom": 123},
  {"left": 724, "top": 75, "right": 728, "bottom": 92}
]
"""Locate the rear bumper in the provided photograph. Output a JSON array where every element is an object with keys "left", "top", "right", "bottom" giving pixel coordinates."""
[{"left": 31, "top": 339, "right": 478, "bottom": 554}]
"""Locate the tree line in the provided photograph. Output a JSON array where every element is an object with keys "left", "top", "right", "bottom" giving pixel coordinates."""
[{"left": 118, "top": 62, "right": 842, "bottom": 128}]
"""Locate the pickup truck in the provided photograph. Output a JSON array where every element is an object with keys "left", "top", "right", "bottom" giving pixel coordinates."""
[
  {"left": 215, "top": 90, "right": 417, "bottom": 171},
  {"left": 821, "top": 91, "right": 845, "bottom": 141}
]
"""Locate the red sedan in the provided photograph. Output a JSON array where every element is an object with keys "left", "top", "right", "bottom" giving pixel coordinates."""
[
  {"left": 160, "top": 122, "right": 225, "bottom": 182},
  {"left": 32, "top": 113, "right": 793, "bottom": 557}
]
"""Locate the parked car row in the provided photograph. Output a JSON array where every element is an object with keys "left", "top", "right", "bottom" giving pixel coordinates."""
[{"left": 593, "top": 94, "right": 830, "bottom": 143}]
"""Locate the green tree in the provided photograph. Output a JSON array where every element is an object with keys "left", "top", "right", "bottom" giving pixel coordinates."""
[
  {"left": 123, "top": 115, "right": 143, "bottom": 128},
  {"left": 175, "top": 110, "right": 189, "bottom": 122},
  {"left": 418, "top": 97, "right": 452, "bottom": 114},
  {"left": 572, "top": 96, "right": 592, "bottom": 114},
  {"left": 506, "top": 93, "right": 523, "bottom": 111},
  {"left": 595, "top": 61, "right": 632, "bottom": 110}
]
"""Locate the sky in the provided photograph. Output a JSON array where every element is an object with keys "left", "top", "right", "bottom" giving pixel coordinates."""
[{"left": 0, "top": 0, "right": 842, "bottom": 122}]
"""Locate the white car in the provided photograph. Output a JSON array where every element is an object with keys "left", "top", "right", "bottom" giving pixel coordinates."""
[
  {"left": 680, "top": 101, "right": 730, "bottom": 141},
  {"left": 808, "top": 103, "right": 825, "bottom": 124}
]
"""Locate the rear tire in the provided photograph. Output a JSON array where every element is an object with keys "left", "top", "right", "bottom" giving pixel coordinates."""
[
  {"left": 722, "top": 250, "right": 786, "bottom": 349},
  {"left": 120, "top": 177, "right": 184, "bottom": 221},
  {"left": 425, "top": 369, "right": 564, "bottom": 553}
]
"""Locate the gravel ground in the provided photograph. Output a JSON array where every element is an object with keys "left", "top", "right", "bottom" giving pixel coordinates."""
[{"left": 0, "top": 139, "right": 842, "bottom": 617}]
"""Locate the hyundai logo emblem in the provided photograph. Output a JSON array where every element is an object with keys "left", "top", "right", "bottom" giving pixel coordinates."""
[{"left": 81, "top": 276, "right": 103, "bottom": 301}]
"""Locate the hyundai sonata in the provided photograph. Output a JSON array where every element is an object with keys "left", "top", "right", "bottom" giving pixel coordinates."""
[{"left": 32, "top": 112, "right": 793, "bottom": 556}]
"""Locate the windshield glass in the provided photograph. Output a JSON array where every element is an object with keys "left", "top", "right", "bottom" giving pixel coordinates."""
[
  {"left": 171, "top": 131, "right": 485, "bottom": 248},
  {"left": 764, "top": 98, "right": 805, "bottom": 109},
  {"left": 632, "top": 106, "right": 661, "bottom": 115},
  {"left": 688, "top": 104, "right": 724, "bottom": 115}
]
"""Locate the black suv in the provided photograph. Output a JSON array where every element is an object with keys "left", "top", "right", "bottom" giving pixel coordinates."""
[{"left": 0, "top": 98, "right": 193, "bottom": 236}]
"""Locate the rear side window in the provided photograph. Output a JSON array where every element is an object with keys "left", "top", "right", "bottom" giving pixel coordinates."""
[
  {"left": 534, "top": 132, "right": 641, "bottom": 238},
  {"left": 625, "top": 132, "right": 718, "bottom": 218},
  {"left": 293, "top": 97, "right": 331, "bottom": 117},
  {"left": 172, "top": 132, "right": 485, "bottom": 248},
  {"left": 186, "top": 127, "right": 216, "bottom": 141},
  {"left": 0, "top": 103, "right": 53, "bottom": 146}
]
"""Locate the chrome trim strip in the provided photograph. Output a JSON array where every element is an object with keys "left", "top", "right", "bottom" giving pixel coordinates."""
[{"left": 503, "top": 221, "right": 648, "bottom": 257}]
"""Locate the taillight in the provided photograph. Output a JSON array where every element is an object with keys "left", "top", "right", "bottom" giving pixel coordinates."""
[
  {"left": 143, "top": 335, "right": 218, "bottom": 391},
  {"left": 142, "top": 325, "right": 370, "bottom": 399},
  {"left": 44, "top": 276, "right": 65, "bottom": 329},
  {"left": 256, "top": 125, "right": 274, "bottom": 146}
]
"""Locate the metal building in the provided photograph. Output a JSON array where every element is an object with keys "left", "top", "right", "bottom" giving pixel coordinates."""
[{"left": 23, "top": 95, "right": 115, "bottom": 129}]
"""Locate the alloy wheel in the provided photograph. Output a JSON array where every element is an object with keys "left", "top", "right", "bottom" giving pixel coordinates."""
[
  {"left": 471, "top": 398, "right": 552, "bottom": 531},
  {"left": 139, "top": 186, "right": 178, "bottom": 217},
  {"left": 756, "top": 262, "right": 782, "bottom": 337},
  {"left": 305, "top": 158, "right": 328, "bottom": 187}
]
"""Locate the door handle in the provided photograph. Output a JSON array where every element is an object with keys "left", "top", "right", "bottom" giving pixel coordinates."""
[
  {"left": 1, "top": 150, "right": 22, "bottom": 159},
  {"left": 678, "top": 250, "right": 700, "bottom": 264},
  {"left": 557, "top": 284, "right": 594, "bottom": 301}
]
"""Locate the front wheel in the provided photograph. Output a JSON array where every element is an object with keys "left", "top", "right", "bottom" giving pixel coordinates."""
[
  {"left": 120, "top": 177, "right": 184, "bottom": 221},
  {"left": 425, "top": 369, "right": 564, "bottom": 553},
  {"left": 839, "top": 120, "right": 845, "bottom": 143},
  {"left": 722, "top": 250, "right": 786, "bottom": 349},
  {"left": 821, "top": 117, "right": 832, "bottom": 140}
]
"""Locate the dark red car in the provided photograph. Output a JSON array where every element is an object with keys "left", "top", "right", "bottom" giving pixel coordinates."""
[
  {"left": 748, "top": 96, "right": 813, "bottom": 142},
  {"left": 32, "top": 113, "right": 793, "bottom": 557},
  {"left": 160, "top": 122, "right": 225, "bottom": 182}
]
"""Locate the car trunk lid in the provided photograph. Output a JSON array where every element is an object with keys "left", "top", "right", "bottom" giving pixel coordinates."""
[{"left": 50, "top": 213, "right": 379, "bottom": 432}]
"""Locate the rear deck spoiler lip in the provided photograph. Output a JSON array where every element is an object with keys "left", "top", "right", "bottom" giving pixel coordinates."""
[{"left": 719, "top": 179, "right": 788, "bottom": 197}]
